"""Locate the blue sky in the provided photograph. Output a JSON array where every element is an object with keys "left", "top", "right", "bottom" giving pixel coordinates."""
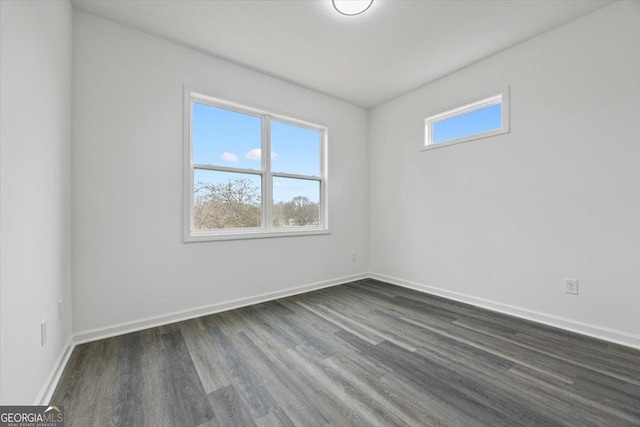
[
  {"left": 433, "top": 103, "right": 502, "bottom": 143},
  {"left": 192, "top": 102, "right": 320, "bottom": 203}
]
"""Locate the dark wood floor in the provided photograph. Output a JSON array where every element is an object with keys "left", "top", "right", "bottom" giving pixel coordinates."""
[{"left": 52, "top": 279, "right": 640, "bottom": 426}]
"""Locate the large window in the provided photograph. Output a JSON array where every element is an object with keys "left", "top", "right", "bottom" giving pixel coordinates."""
[
  {"left": 184, "top": 89, "right": 328, "bottom": 241},
  {"left": 424, "top": 87, "right": 509, "bottom": 149}
]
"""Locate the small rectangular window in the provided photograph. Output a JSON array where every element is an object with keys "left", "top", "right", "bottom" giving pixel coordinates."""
[
  {"left": 424, "top": 87, "right": 509, "bottom": 149},
  {"left": 184, "top": 88, "right": 328, "bottom": 242}
]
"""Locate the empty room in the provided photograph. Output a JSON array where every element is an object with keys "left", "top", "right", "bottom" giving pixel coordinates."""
[{"left": 1, "top": 0, "right": 639, "bottom": 425}]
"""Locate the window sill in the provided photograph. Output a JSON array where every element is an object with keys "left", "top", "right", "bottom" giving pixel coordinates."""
[
  {"left": 184, "top": 228, "right": 331, "bottom": 243},
  {"left": 421, "top": 127, "right": 509, "bottom": 151}
]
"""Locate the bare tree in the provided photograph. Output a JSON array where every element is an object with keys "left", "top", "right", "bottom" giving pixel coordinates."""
[
  {"left": 289, "top": 196, "right": 318, "bottom": 226},
  {"left": 273, "top": 196, "right": 319, "bottom": 227},
  {"left": 194, "top": 178, "right": 261, "bottom": 229},
  {"left": 194, "top": 179, "right": 318, "bottom": 229}
]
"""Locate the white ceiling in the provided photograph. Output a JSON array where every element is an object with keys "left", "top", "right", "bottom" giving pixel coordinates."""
[{"left": 71, "top": 0, "right": 613, "bottom": 108}]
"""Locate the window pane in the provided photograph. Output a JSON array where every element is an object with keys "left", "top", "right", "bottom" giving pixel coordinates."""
[
  {"left": 271, "top": 121, "right": 320, "bottom": 176},
  {"left": 192, "top": 102, "right": 263, "bottom": 170},
  {"left": 272, "top": 177, "right": 320, "bottom": 227},
  {"left": 193, "top": 169, "right": 262, "bottom": 230},
  {"left": 433, "top": 103, "right": 502, "bottom": 144}
]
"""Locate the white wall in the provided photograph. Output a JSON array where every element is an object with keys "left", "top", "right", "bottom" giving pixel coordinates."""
[
  {"left": 0, "top": 0, "right": 73, "bottom": 404},
  {"left": 369, "top": 1, "right": 640, "bottom": 347},
  {"left": 71, "top": 11, "right": 369, "bottom": 336}
]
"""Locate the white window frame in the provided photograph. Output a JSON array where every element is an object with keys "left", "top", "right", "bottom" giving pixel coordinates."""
[
  {"left": 183, "top": 87, "right": 329, "bottom": 242},
  {"left": 423, "top": 87, "right": 510, "bottom": 150}
]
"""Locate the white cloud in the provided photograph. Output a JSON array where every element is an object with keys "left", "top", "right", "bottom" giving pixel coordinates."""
[
  {"left": 245, "top": 148, "right": 278, "bottom": 160},
  {"left": 221, "top": 152, "right": 239, "bottom": 162},
  {"left": 245, "top": 148, "right": 261, "bottom": 160}
]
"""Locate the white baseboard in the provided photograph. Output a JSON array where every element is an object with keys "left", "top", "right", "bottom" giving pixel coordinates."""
[
  {"left": 74, "top": 273, "right": 368, "bottom": 345},
  {"left": 34, "top": 334, "right": 76, "bottom": 405},
  {"left": 369, "top": 272, "right": 640, "bottom": 350}
]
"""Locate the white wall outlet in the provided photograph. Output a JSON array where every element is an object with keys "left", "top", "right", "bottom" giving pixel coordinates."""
[
  {"left": 564, "top": 278, "right": 579, "bottom": 295},
  {"left": 41, "top": 319, "right": 47, "bottom": 346},
  {"left": 351, "top": 251, "right": 357, "bottom": 261},
  {"left": 58, "top": 299, "right": 63, "bottom": 321}
]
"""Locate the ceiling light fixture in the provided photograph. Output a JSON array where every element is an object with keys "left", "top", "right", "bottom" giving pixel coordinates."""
[{"left": 332, "top": 0, "right": 373, "bottom": 16}]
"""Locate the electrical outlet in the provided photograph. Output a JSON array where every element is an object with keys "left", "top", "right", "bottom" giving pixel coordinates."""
[
  {"left": 351, "top": 251, "right": 357, "bottom": 261},
  {"left": 58, "top": 299, "right": 63, "bottom": 321},
  {"left": 41, "top": 319, "right": 47, "bottom": 346},
  {"left": 564, "top": 278, "right": 579, "bottom": 295}
]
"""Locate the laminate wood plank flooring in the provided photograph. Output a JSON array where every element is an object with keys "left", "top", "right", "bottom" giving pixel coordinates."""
[{"left": 51, "top": 279, "right": 640, "bottom": 426}]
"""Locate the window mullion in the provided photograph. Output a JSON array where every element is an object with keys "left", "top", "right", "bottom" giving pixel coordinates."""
[
  {"left": 263, "top": 116, "right": 273, "bottom": 230},
  {"left": 193, "top": 164, "right": 263, "bottom": 175},
  {"left": 272, "top": 172, "right": 322, "bottom": 181}
]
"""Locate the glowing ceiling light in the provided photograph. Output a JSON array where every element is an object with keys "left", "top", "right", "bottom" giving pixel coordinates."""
[{"left": 332, "top": 0, "right": 374, "bottom": 16}]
